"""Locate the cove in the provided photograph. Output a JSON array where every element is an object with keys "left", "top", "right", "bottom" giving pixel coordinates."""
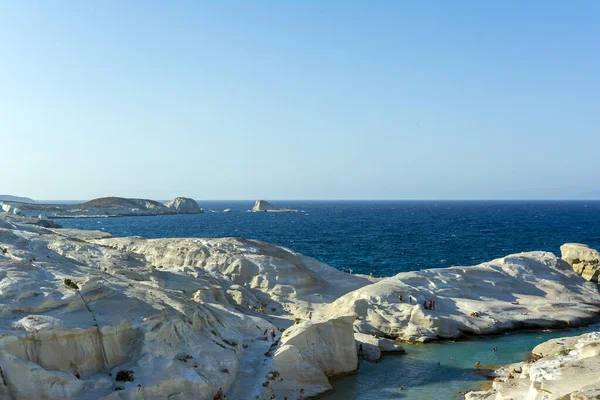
[{"left": 328, "top": 327, "right": 595, "bottom": 400}]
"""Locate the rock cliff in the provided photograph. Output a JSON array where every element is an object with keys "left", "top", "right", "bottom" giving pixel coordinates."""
[
  {"left": 561, "top": 243, "right": 600, "bottom": 282},
  {"left": 270, "top": 316, "right": 358, "bottom": 398},
  {"left": 164, "top": 197, "right": 203, "bottom": 214}
]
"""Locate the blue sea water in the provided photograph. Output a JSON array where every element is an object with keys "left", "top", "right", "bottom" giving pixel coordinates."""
[
  {"left": 56, "top": 200, "right": 600, "bottom": 277},
  {"left": 55, "top": 200, "right": 600, "bottom": 399}
]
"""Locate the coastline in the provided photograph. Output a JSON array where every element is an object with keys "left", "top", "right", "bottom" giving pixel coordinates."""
[{"left": 0, "top": 212, "right": 599, "bottom": 399}]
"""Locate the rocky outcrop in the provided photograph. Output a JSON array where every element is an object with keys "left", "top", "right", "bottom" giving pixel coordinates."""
[
  {"left": 251, "top": 200, "right": 297, "bottom": 212},
  {"left": 270, "top": 316, "right": 358, "bottom": 399},
  {"left": 354, "top": 332, "right": 405, "bottom": 362},
  {"left": 356, "top": 332, "right": 405, "bottom": 361},
  {"left": 0, "top": 214, "right": 367, "bottom": 400},
  {"left": 164, "top": 197, "right": 203, "bottom": 214},
  {"left": 329, "top": 252, "right": 600, "bottom": 341},
  {"left": 1, "top": 203, "right": 22, "bottom": 215},
  {"left": 561, "top": 243, "right": 600, "bottom": 282},
  {"left": 466, "top": 331, "right": 600, "bottom": 400}
]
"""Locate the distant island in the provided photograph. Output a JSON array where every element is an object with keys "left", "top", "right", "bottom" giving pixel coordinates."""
[
  {"left": 251, "top": 200, "right": 297, "bottom": 212},
  {"left": 1, "top": 196, "right": 203, "bottom": 218},
  {"left": 0, "top": 195, "right": 36, "bottom": 203}
]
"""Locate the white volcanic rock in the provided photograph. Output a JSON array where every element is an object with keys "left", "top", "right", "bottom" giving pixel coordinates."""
[
  {"left": 251, "top": 200, "right": 296, "bottom": 212},
  {"left": 3, "top": 212, "right": 600, "bottom": 399},
  {"left": 164, "top": 197, "right": 203, "bottom": 214},
  {"left": 329, "top": 252, "right": 600, "bottom": 341},
  {"left": 561, "top": 243, "right": 600, "bottom": 282},
  {"left": 269, "top": 316, "right": 358, "bottom": 399},
  {"left": 466, "top": 331, "right": 600, "bottom": 400},
  {"left": 94, "top": 236, "right": 370, "bottom": 317},
  {"left": 0, "top": 214, "right": 368, "bottom": 400},
  {"left": 354, "top": 332, "right": 405, "bottom": 362}
]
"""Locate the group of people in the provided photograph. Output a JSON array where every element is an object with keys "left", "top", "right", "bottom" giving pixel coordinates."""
[
  {"left": 398, "top": 294, "right": 436, "bottom": 310},
  {"left": 264, "top": 329, "right": 277, "bottom": 341}
]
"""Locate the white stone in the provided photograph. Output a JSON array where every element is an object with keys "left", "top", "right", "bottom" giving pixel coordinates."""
[
  {"left": 164, "top": 197, "right": 204, "bottom": 214},
  {"left": 329, "top": 252, "right": 600, "bottom": 341}
]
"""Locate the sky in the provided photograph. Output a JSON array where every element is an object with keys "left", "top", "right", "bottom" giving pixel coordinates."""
[{"left": 1, "top": 1, "right": 599, "bottom": 200}]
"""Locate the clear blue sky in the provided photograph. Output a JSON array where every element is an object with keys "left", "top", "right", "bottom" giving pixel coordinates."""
[{"left": 1, "top": 1, "right": 598, "bottom": 200}]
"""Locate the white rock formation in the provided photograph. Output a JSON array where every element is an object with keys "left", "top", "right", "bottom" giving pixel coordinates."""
[
  {"left": 164, "top": 197, "right": 203, "bottom": 214},
  {"left": 0, "top": 214, "right": 366, "bottom": 400},
  {"left": 1, "top": 203, "right": 22, "bottom": 215},
  {"left": 354, "top": 332, "right": 405, "bottom": 362},
  {"left": 329, "top": 252, "right": 600, "bottom": 341},
  {"left": 561, "top": 243, "right": 600, "bottom": 282},
  {"left": 466, "top": 330, "right": 600, "bottom": 400},
  {"left": 1, "top": 213, "right": 599, "bottom": 400},
  {"left": 251, "top": 200, "right": 297, "bottom": 212},
  {"left": 269, "top": 317, "right": 358, "bottom": 399}
]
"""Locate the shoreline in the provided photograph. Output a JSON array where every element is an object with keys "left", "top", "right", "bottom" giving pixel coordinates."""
[{"left": 0, "top": 213, "right": 599, "bottom": 399}]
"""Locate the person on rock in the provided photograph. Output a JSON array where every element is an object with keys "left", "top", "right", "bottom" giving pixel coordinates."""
[
  {"left": 409, "top": 296, "right": 412, "bottom": 305},
  {"left": 399, "top": 294, "right": 403, "bottom": 302},
  {"left": 271, "top": 329, "right": 276, "bottom": 341},
  {"left": 308, "top": 311, "right": 312, "bottom": 320},
  {"left": 214, "top": 388, "right": 224, "bottom": 400},
  {"left": 428, "top": 299, "right": 433, "bottom": 310},
  {"left": 299, "top": 388, "right": 305, "bottom": 400},
  {"left": 423, "top": 301, "right": 428, "bottom": 309}
]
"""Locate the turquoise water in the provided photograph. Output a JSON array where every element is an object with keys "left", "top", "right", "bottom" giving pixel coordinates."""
[{"left": 328, "top": 328, "right": 594, "bottom": 400}]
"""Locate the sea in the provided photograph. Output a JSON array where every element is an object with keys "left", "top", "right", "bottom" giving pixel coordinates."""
[{"left": 54, "top": 200, "right": 600, "bottom": 399}]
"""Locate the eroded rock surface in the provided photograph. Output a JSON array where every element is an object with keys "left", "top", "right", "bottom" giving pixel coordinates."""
[
  {"left": 466, "top": 330, "right": 600, "bottom": 400},
  {"left": 329, "top": 252, "right": 600, "bottom": 341},
  {"left": 1, "top": 212, "right": 599, "bottom": 399},
  {"left": 0, "top": 214, "right": 364, "bottom": 399},
  {"left": 561, "top": 243, "right": 600, "bottom": 282}
]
